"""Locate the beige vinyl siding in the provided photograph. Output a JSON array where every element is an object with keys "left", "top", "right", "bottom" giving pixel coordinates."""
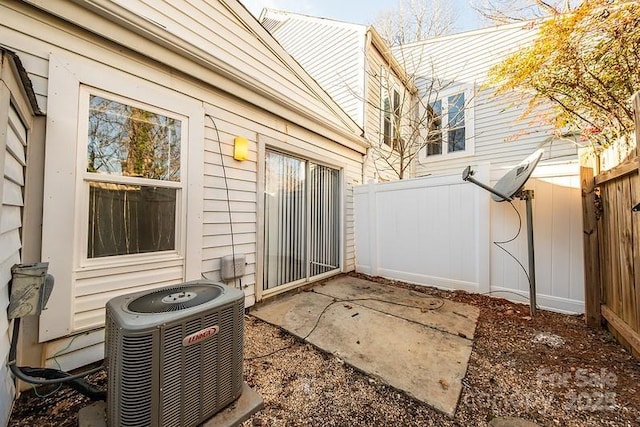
[
  {"left": 0, "top": 1, "right": 364, "bottom": 370},
  {"left": 202, "top": 100, "right": 363, "bottom": 300},
  {"left": 396, "top": 23, "right": 579, "bottom": 178},
  {"left": 14, "top": 0, "right": 362, "bottom": 139},
  {"left": 260, "top": 12, "right": 411, "bottom": 182},
  {"left": 29, "top": 48, "right": 207, "bottom": 342},
  {"left": 362, "top": 42, "right": 406, "bottom": 182},
  {"left": 266, "top": 13, "right": 366, "bottom": 127},
  {"left": 364, "top": 43, "right": 384, "bottom": 143},
  {"left": 45, "top": 94, "right": 363, "bottom": 371},
  {"left": 0, "top": 103, "right": 27, "bottom": 425},
  {"left": 364, "top": 43, "right": 398, "bottom": 182},
  {"left": 73, "top": 261, "right": 185, "bottom": 331},
  {"left": 362, "top": 42, "right": 383, "bottom": 182},
  {"left": 0, "top": 32, "right": 49, "bottom": 112},
  {"left": 117, "top": 0, "right": 324, "bottom": 109}
]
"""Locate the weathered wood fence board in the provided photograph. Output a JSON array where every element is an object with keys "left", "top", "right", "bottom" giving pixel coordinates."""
[
  {"left": 581, "top": 160, "right": 601, "bottom": 326},
  {"left": 598, "top": 161, "right": 639, "bottom": 357},
  {"left": 582, "top": 91, "right": 640, "bottom": 357}
]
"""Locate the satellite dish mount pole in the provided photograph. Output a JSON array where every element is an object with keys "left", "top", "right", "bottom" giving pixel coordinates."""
[
  {"left": 516, "top": 189, "right": 536, "bottom": 316},
  {"left": 462, "top": 147, "right": 543, "bottom": 317}
]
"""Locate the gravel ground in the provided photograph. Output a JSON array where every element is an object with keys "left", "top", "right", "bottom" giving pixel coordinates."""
[{"left": 9, "top": 273, "right": 640, "bottom": 426}]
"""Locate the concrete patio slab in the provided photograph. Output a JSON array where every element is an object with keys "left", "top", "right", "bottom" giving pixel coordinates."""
[
  {"left": 251, "top": 276, "right": 479, "bottom": 416},
  {"left": 317, "top": 276, "right": 478, "bottom": 339}
]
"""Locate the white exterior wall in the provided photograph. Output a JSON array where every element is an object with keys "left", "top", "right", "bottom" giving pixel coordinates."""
[
  {"left": 0, "top": 0, "right": 365, "bottom": 372},
  {"left": 362, "top": 41, "right": 407, "bottom": 182}
]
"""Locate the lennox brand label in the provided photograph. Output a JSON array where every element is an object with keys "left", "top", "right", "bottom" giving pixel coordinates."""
[{"left": 182, "top": 325, "right": 219, "bottom": 346}]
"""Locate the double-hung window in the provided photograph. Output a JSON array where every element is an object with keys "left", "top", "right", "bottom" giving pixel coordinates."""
[
  {"left": 423, "top": 87, "right": 474, "bottom": 160},
  {"left": 83, "top": 90, "right": 183, "bottom": 260}
]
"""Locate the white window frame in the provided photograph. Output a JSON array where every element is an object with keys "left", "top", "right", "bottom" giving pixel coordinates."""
[
  {"left": 76, "top": 86, "right": 187, "bottom": 269},
  {"left": 419, "top": 85, "right": 475, "bottom": 163},
  {"left": 379, "top": 68, "right": 402, "bottom": 150},
  {"left": 39, "top": 53, "right": 204, "bottom": 341}
]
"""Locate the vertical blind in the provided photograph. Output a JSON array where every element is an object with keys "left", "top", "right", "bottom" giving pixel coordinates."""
[
  {"left": 309, "top": 164, "right": 341, "bottom": 277},
  {"left": 264, "top": 151, "right": 341, "bottom": 290}
]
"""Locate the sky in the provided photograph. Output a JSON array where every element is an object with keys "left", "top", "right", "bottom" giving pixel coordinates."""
[{"left": 240, "top": 0, "right": 485, "bottom": 34}]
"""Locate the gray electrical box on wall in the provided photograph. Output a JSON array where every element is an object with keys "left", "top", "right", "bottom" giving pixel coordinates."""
[
  {"left": 8, "top": 263, "right": 54, "bottom": 319},
  {"left": 221, "top": 254, "right": 246, "bottom": 281}
]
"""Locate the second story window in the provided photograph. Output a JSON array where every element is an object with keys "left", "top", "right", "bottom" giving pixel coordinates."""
[
  {"left": 423, "top": 87, "right": 474, "bottom": 161},
  {"left": 383, "top": 88, "right": 401, "bottom": 148}
]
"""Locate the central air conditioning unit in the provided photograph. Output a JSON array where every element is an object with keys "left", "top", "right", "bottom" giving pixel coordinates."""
[{"left": 105, "top": 280, "right": 244, "bottom": 427}]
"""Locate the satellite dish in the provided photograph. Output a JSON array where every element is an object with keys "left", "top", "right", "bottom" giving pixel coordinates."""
[
  {"left": 492, "top": 149, "right": 543, "bottom": 202},
  {"left": 461, "top": 148, "right": 544, "bottom": 316}
]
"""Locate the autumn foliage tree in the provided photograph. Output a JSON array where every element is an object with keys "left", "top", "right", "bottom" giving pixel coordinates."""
[{"left": 489, "top": 0, "right": 640, "bottom": 149}]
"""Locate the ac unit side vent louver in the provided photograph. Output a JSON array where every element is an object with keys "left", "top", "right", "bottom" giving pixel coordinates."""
[{"left": 106, "top": 281, "right": 244, "bottom": 427}]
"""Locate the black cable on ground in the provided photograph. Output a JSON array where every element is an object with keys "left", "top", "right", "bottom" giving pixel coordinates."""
[
  {"left": 479, "top": 289, "right": 532, "bottom": 301},
  {"left": 245, "top": 292, "right": 445, "bottom": 361},
  {"left": 244, "top": 299, "right": 339, "bottom": 361},
  {"left": 20, "top": 367, "right": 106, "bottom": 401},
  {"left": 8, "top": 317, "right": 105, "bottom": 399}
]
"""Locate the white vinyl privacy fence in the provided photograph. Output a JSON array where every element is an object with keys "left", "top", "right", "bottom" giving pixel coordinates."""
[{"left": 354, "top": 165, "right": 585, "bottom": 313}]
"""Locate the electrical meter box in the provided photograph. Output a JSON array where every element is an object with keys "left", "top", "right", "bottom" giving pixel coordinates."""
[{"left": 8, "top": 262, "right": 54, "bottom": 319}]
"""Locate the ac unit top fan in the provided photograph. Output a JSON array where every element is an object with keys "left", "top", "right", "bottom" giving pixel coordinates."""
[
  {"left": 106, "top": 280, "right": 245, "bottom": 427},
  {"left": 127, "top": 283, "right": 222, "bottom": 313}
]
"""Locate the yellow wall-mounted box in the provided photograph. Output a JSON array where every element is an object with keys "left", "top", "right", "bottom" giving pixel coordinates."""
[{"left": 233, "top": 136, "right": 249, "bottom": 161}]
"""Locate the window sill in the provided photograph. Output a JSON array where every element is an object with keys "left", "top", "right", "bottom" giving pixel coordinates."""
[
  {"left": 420, "top": 149, "right": 475, "bottom": 164},
  {"left": 77, "top": 251, "right": 183, "bottom": 271}
]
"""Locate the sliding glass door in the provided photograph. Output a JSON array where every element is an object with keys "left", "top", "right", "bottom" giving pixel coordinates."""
[
  {"left": 309, "top": 163, "right": 341, "bottom": 276},
  {"left": 264, "top": 151, "right": 341, "bottom": 291}
]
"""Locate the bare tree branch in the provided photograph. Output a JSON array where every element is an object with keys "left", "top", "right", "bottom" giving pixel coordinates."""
[
  {"left": 373, "top": 0, "right": 454, "bottom": 46},
  {"left": 470, "top": 0, "right": 582, "bottom": 24}
]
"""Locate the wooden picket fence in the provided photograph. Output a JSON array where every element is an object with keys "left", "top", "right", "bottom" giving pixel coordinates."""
[{"left": 581, "top": 93, "right": 640, "bottom": 357}]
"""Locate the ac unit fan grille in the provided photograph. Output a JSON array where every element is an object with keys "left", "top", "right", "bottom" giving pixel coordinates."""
[{"left": 127, "top": 284, "right": 223, "bottom": 313}]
